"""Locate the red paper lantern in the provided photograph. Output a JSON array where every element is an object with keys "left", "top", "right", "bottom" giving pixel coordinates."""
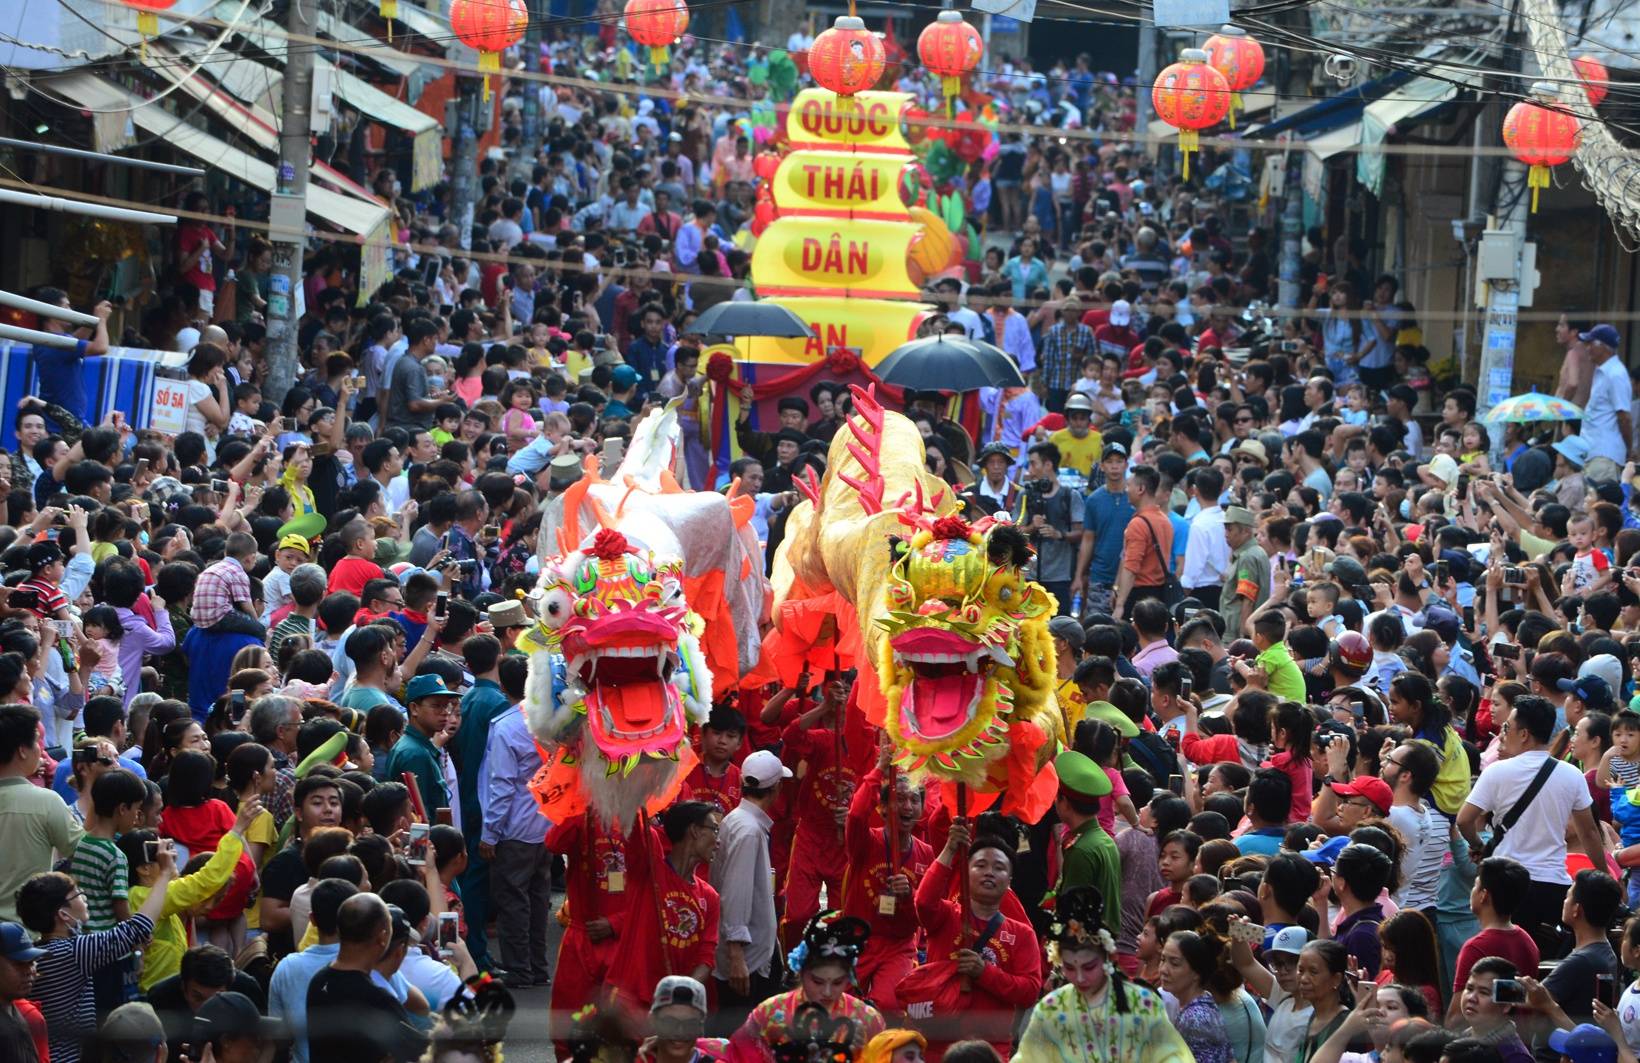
[
  {"left": 625, "top": 0, "right": 689, "bottom": 67},
  {"left": 122, "top": 0, "right": 176, "bottom": 50},
  {"left": 918, "top": 10, "right": 984, "bottom": 116},
  {"left": 1503, "top": 82, "right": 1581, "bottom": 213},
  {"left": 1152, "top": 47, "right": 1231, "bottom": 181},
  {"left": 752, "top": 151, "right": 780, "bottom": 182},
  {"left": 1574, "top": 54, "right": 1609, "bottom": 107},
  {"left": 1203, "top": 25, "right": 1264, "bottom": 129},
  {"left": 809, "top": 16, "right": 886, "bottom": 108},
  {"left": 450, "top": 0, "right": 529, "bottom": 99}
]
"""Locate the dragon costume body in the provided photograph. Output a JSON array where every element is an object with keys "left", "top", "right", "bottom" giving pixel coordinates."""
[
  {"left": 523, "top": 405, "right": 765, "bottom": 828},
  {"left": 772, "top": 386, "right": 1062, "bottom": 812}
]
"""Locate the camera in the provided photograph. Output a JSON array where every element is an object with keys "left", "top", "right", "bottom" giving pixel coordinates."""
[
  {"left": 1503, "top": 566, "right": 1527, "bottom": 586},
  {"left": 1491, "top": 979, "right": 1527, "bottom": 1005},
  {"left": 1493, "top": 643, "right": 1521, "bottom": 661}
]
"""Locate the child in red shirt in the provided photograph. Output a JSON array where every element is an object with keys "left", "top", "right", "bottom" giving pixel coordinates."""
[{"left": 1264, "top": 702, "right": 1315, "bottom": 823}]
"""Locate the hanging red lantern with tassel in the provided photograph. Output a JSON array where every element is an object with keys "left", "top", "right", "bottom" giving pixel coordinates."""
[
  {"left": 1152, "top": 48, "right": 1230, "bottom": 181},
  {"left": 1202, "top": 25, "right": 1264, "bottom": 129},
  {"left": 625, "top": 0, "right": 689, "bottom": 69},
  {"left": 121, "top": 0, "right": 177, "bottom": 56},
  {"left": 1502, "top": 82, "right": 1580, "bottom": 213},
  {"left": 808, "top": 15, "right": 886, "bottom": 110},
  {"left": 1573, "top": 54, "right": 1609, "bottom": 107},
  {"left": 918, "top": 10, "right": 984, "bottom": 118},
  {"left": 450, "top": 0, "right": 530, "bottom": 102}
]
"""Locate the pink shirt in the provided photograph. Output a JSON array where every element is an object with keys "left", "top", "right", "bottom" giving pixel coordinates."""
[
  {"left": 1097, "top": 765, "right": 1129, "bottom": 835},
  {"left": 1265, "top": 750, "right": 1314, "bottom": 822}
]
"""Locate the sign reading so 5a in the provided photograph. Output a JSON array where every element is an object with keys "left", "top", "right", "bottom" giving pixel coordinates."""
[{"left": 149, "top": 375, "right": 191, "bottom": 435}]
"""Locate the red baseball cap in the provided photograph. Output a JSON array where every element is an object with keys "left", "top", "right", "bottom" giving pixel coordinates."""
[{"left": 1329, "top": 776, "right": 1392, "bottom": 816}]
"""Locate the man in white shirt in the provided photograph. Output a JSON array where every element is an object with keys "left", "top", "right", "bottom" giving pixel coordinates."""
[
  {"left": 931, "top": 277, "right": 984, "bottom": 340},
  {"left": 1181, "top": 466, "right": 1230, "bottom": 603},
  {"left": 1379, "top": 741, "right": 1446, "bottom": 914},
  {"left": 1581, "top": 323, "right": 1633, "bottom": 464},
  {"left": 711, "top": 750, "right": 791, "bottom": 1032},
  {"left": 1458, "top": 693, "right": 1607, "bottom": 950}
]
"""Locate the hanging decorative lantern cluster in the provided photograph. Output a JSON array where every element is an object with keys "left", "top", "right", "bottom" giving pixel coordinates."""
[
  {"left": 450, "top": 0, "right": 529, "bottom": 102},
  {"left": 918, "top": 11, "right": 984, "bottom": 117},
  {"left": 1202, "top": 25, "right": 1264, "bottom": 129},
  {"left": 122, "top": 0, "right": 177, "bottom": 57},
  {"left": 625, "top": 0, "right": 689, "bottom": 69},
  {"left": 808, "top": 14, "right": 886, "bottom": 109},
  {"left": 1573, "top": 54, "right": 1610, "bottom": 107},
  {"left": 1152, "top": 47, "right": 1231, "bottom": 180},
  {"left": 1502, "top": 82, "right": 1581, "bottom": 213}
]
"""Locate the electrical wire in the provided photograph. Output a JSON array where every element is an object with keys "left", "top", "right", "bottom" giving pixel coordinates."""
[{"left": 6, "top": 166, "right": 1637, "bottom": 324}]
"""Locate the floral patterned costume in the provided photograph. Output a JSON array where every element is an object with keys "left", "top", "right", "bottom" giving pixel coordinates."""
[
  {"left": 729, "top": 988, "right": 885, "bottom": 1063},
  {"left": 1015, "top": 980, "right": 1194, "bottom": 1063}
]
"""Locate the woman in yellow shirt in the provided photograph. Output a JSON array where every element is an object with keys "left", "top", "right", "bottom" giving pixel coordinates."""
[{"left": 117, "top": 796, "right": 261, "bottom": 990}]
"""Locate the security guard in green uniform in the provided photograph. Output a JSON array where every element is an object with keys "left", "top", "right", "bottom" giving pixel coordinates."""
[{"left": 1051, "top": 749, "right": 1123, "bottom": 938}]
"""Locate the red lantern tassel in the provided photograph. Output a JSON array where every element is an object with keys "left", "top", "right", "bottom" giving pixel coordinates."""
[
  {"left": 1528, "top": 163, "right": 1549, "bottom": 213},
  {"left": 650, "top": 44, "right": 669, "bottom": 67},
  {"left": 943, "top": 75, "right": 961, "bottom": 118},
  {"left": 1228, "top": 91, "right": 1241, "bottom": 130},
  {"left": 1179, "top": 128, "right": 1198, "bottom": 181}
]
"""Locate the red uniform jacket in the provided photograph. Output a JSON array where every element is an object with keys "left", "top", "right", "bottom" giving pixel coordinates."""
[
  {"left": 681, "top": 761, "right": 742, "bottom": 819},
  {"left": 781, "top": 720, "right": 858, "bottom": 852},
  {"left": 545, "top": 812, "right": 631, "bottom": 934},
  {"left": 609, "top": 821, "right": 720, "bottom": 1008},
  {"left": 843, "top": 768, "right": 934, "bottom": 943}
]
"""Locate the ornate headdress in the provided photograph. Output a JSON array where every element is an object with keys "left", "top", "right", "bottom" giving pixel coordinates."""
[
  {"left": 1048, "top": 886, "right": 1116, "bottom": 954},
  {"left": 787, "top": 910, "right": 872, "bottom": 974},
  {"left": 772, "top": 1003, "right": 858, "bottom": 1063},
  {"left": 432, "top": 973, "right": 517, "bottom": 1063}
]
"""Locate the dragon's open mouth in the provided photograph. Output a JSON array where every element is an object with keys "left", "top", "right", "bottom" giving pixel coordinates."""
[
  {"left": 892, "top": 627, "right": 1009, "bottom": 742},
  {"left": 564, "top": 611, "right": 686, "bottom": 755}
]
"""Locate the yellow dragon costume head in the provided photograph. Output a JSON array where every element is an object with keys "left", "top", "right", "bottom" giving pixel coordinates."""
[
  {"left": 880, "top": 509, "right": 1057, "bottom": 783},
  {"left": 771, "top": 385, "right": 1062, "bottom": 804}
]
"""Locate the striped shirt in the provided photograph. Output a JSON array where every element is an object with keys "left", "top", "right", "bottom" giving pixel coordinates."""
[
  {"left": 34, "top": 915, "right": 154, "bottom": 1063},
  {"left": 67, "top": 835, "right": 126, "bottom": 931},
  {"left": 1039, "top": 322, "right": 1096, "bottom": 391},
  {"left": 270, "top": 613, "right": 317, "bottom": 664},
  {"left": 1612, "top": 755, "right": 1640, "bottom": 789}
]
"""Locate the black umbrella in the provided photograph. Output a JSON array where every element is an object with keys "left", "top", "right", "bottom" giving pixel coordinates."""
[
  {"left": 873, "top": 336, "right": 1027, "bottom": 392},
  {"left": 690, "top": 301, "right": 815, "bottom": 339}
]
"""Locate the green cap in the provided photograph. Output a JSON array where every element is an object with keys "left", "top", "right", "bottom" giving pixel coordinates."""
[
  {"left": 278, "top": 512, "right": 327, "bottom": 541},
  {"left": 1083, "top": 700, "right": 1139, "bottom": 738},
  {"left": 1054, "top": 749, "right": 1113, "bottom": 798}
]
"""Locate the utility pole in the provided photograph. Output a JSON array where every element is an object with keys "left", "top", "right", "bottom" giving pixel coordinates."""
[
  {"left": 1277, "top": 141, "right": 1303, "bottom": 309},
  {"left": 449, "top": 83, "right": 482, "bottom": 251},
  {"left": 1475, "top": 158, "right": 1532, "bottom": 422},
  {"left": 263, "top": 0, "right": 317, "bottom": 406},
  {"left": 520, "top": 0, "right": 545, "bottom": 168},
  {"left": 1135, "top": 4, "right": 1156, "bottom": 135}
]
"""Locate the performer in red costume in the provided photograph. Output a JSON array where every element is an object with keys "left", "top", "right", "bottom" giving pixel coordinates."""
[
  {"left": 609, "top": 800, "right": 722, "bottom": 1010},
  {"left": 778, "top": 674, "right": 859, "bottom": 949},
  {"left": 899, "top": 819, "right": 1043, "bottom": 1061},
  {"left": 680, "top": 705, "right": 745, "bottom": 818},
  {"left": 545, "top": 810, "right": 631, "bottom": 1017},
  {"left": 842, "top": 742, "right": 933, "bottom": 1010}
]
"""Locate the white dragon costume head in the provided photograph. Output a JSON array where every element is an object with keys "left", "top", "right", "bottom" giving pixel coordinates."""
[{"left": 521, "top": 525, "right": 713, "bottom": 828}]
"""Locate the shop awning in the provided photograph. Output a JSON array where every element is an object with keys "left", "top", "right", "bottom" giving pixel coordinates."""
[
  {"left": 42, "top": 71, "right": 390, "bottom": 236},
  {"left": 1357, "top": 73, "right": 1470, "bottom": 194},
  {"left": 225, "top": 18, "right": 443, "bottom": 190},
  {"left": 1243, "top": 69, "right": 1414, "bottom": 141},
  {"left": 389, "top": 2, "right": 449, "bottom": 45},
  {"left": 315, "top": 11, "right": 421, "bottom": 78}
]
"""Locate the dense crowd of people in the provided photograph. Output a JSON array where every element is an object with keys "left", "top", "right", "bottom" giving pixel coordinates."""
[{"left": 6, "top": 13, "right": 1640, "bottom": 1063}]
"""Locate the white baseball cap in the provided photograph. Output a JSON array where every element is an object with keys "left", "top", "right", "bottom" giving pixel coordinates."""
[
  {"left": 1108, "top": 299, "right": 1133, "bottom": 327},
  {"left": 1268, "top": 926, "right": 1311, "bottom": 955},
  {"left": 742, "top": 750, "right": 793, "bottom": 788}
]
